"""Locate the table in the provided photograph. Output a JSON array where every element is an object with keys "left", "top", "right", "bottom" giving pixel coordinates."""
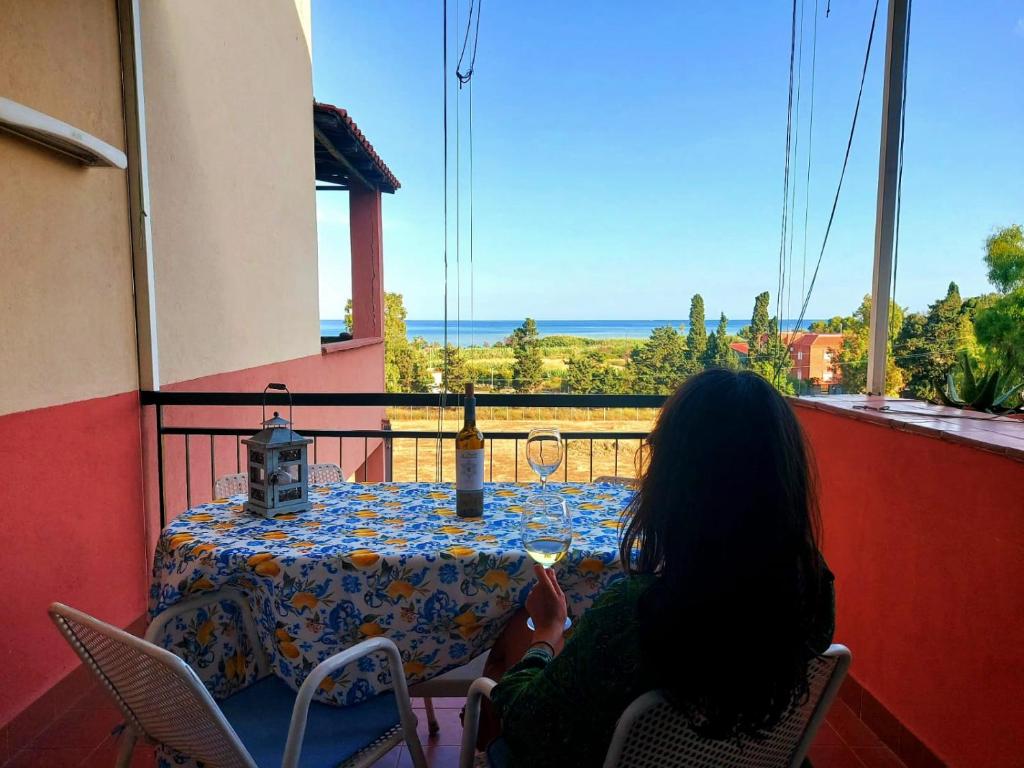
[{"left": 150, "top": 481, "right": 634, "bottom": 706}]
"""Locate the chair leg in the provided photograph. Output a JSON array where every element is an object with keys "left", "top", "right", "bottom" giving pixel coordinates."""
[
  {"left": 114, "top": 726, "right": 138, "bottom": 768},
  {"left": 423, "top": 696, "right": 440, "bottom": 735}
]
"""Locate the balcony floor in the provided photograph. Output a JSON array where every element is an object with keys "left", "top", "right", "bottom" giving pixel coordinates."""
[{"left": 1, "top": 681, "right": 907, "bottom": 768}]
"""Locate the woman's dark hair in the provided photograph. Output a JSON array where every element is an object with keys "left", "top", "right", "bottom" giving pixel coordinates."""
[{"left": 620, "top": 369, "right": 827, "bottom": 740}]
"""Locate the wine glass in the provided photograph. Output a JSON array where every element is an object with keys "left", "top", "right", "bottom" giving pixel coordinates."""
[
  {"left": 521, "top": 494, "right": 573, "bottom": 631},
  {"left": 526, "top": 427, "right": 563, "bottom": 490}
]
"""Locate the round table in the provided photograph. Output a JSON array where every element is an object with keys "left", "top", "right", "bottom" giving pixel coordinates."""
[{"left": 150, "top": 481, "right": 634, "bottom": 706}]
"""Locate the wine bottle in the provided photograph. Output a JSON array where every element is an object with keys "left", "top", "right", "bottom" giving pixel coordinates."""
[{"left": 455, "top": 383, "right": 485, "bottom": 518}]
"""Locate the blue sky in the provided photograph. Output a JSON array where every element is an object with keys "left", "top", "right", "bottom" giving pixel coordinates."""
[{"left": 313, "top": 1, "right": 1024, "bottom": 322}]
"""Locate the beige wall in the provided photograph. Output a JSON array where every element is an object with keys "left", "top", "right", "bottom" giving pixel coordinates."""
[
  {"left": 0, "top": 0, "right": 138, "bottom": 417},
  {"left": 141, "top": 0, "right": 320, "bottom": 385}
]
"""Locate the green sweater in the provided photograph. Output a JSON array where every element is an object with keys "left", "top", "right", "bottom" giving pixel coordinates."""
[{"left": 491, "top": 572, "right": 835, "bottom": 768}]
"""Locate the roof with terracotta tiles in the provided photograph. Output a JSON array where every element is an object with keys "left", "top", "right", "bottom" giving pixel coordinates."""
[{"left": 313, "top": 102, "right": 400, "bottom": 194}]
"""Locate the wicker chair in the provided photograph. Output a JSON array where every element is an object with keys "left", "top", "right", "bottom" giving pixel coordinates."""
[
  {"left": 458, "top": 644, "right": 851, "bottom": 768},
  {"left": 308, "top": 463, "right": 344, "bottom": 485},
  {"left": 214, "top": 473, "right": 249, "bottom": 499},
  {"left": 49, "top": 596, "right": 427, "bottom": 768}
]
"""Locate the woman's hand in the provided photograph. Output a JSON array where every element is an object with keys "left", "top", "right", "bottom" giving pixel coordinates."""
[{"left": 525, "top": 564, "right": 568, "bottom": 652}]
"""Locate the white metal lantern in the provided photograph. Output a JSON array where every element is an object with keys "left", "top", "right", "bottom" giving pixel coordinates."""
[{"left": 243, "top": 383, "right": 312, "bottom": 518}]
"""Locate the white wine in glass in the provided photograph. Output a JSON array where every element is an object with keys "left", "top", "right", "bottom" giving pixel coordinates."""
[
  {"left": 526, "top": 427, "right": 563, "bottom": 489},
  {"left": 521, "top": 494, "right": 573, "bottom": 631}
]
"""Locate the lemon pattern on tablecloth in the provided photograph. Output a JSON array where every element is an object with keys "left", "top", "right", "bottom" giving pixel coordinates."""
[{"left": 150, "top": 482, "right": 633, "bottom": 708}]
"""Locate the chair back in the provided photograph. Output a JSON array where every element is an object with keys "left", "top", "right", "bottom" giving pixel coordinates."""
[
  {"left": 309, "top": 462, "right": 343, "bottom": 485},
  {"left": 214, "top": 473, "right": 249, "bottom": 499},
  {"left": 602, "top": 645, "right": 851, "bottom": 768},
  {"left": 49, "top": 603, "right": 258, "bottom": 768}
]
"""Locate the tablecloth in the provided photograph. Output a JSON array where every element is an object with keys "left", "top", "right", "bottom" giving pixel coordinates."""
[{"left": 150, "top": 481, "right": 634, "bottom": 706}]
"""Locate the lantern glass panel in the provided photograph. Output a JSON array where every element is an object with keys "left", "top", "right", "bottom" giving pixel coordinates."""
[
  {"left": 278, "top": 464, "right": 301, "bottom": 483},
  {"left": 279, "top": 486, "right": 303, "bottom": 503},
  {"left": 279, "top": 448, "right": 302, "bottom": 463},
  {"left": 251, "top": 451, "right": 265, "bottom": 465},
  {"left": 250, "top": 466, "right": 265, "bottom": 484},
  {"left": 251, "top": 487, "right": 266, "bottom": 502}
]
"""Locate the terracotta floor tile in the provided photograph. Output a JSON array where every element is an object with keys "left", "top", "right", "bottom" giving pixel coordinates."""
[
  {"left": 415, "top": 706, "right": 465, "bottom": 746},
  {"left": 30, "top": 706, "right": 123, "bottom": 750},
  {"left": 6, "top": 694, "right": 56, "bottom": 754},
  {"left": 373, "top": 745, "right": 402, "bottom": 768},
  {"left": 807, "top": 743, "right": 868, "bottom": 768},
  {"left": 4, "top": 747, "right": 97, "bottom": 768},
  {"left": 398, "top": 744, "right": 461, "bottom": 768},
  {"left": 69, "top": 685, "right": 121, "bottom": 713},
  {"left": 853, "top": 746, "right": 907, "bottom": 768},
  {"left": 813, "top": 721, "right": 845, "bottom": 747},
  {"left": 419, "top": 697, "right": 467, "bottom": 709},
  {"left": 828, "top": 700, "right": 886, "bottom": 749}
]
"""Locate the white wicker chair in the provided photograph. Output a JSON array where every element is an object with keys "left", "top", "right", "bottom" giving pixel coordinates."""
[
  {"left": 49, "top": 597, "right": 427, "bottom": 768},
  {"left": 408, "top": 650, "right": 490, "bottom": 735},
  {"left": 214, "top": 473, "right": 249, "bottom": 499},
  {"left": 308, "top": 463, "right": 344, "bottom": 485},
  {"left": 458, "top": 644, "right": 851, "bottom": 768}
]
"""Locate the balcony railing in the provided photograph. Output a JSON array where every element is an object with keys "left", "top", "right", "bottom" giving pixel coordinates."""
[{"left": 141, "top": 391, "right": 666, "bottom": 526}]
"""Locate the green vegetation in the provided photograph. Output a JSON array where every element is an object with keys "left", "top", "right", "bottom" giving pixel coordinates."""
[
  {"left": 367, "top": 223, "right": 1022, "bottom": 409},
  {"left": 511, "top": 318, "right": 544, "bottom": 393}
]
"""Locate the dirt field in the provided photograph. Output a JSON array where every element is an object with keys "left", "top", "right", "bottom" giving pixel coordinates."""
[{"left": 386, "top": 407, "right": 658, "bottom": 484}]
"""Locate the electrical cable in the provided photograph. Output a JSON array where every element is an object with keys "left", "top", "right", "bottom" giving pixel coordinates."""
[
  {"left": 786, "top": 0, "right": 882, "bottom": 383},
  {"left": 888, "top": 0, "right": 913, "bottom": 357},
  {"left": 437, "top": 0, "right": 449, "bottom": 480}
]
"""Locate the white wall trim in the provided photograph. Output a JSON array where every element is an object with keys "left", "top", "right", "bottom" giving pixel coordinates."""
[{"left": 117, "top": 0, "right": 160, "bottom": 391}]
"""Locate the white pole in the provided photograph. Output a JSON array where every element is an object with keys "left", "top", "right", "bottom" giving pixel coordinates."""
[{"left": 867, "top": 0, "right": 910, "bottom": 395}]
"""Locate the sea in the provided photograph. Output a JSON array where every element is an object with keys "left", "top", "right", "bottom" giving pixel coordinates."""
[{"left": 319, "top": 319, "right": 822, "bottom": 346}]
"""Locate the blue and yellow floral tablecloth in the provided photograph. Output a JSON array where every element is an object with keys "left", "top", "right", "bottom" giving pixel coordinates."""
[{"left": 150, "top": 481, "right": 634, "bottom": 706}]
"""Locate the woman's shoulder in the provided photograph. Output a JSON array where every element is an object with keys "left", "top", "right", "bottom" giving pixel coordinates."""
[{"left": 591, "top": 573, "right": 657, "bottom": 611}]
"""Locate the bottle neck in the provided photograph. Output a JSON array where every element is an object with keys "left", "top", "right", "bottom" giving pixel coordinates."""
[{"left": 464, "top": 396, "right": 476, "bottom": 426}]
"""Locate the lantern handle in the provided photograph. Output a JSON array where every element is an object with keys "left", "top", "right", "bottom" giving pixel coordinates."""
[{"left": 262, "top": 383, "right": 293, "bottom": 427}]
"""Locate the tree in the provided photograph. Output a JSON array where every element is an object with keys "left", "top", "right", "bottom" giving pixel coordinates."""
[
  {"left": 564, "top": 351, "right": 601, "bottom": 393},
  {"left": 704, "top": 313, "right": 739, "bottom": 370},
  {"left": 896, "top": 282, "right": 972, "bottom": 400},
  {"left": 983, "top": 224, "right": 1024, "bottom": 293},
  {"left": 974, "top": 224, "right": 1024, "bottom": 378},
  {"left": 746, "top": 291, "right": 772, "bottom": 364},
  {"left": 685, "top": 294, "right": 707, "bottom": 370},
  {"left": 441, "top": 344, "right": 470, "bottom": 392},
  {"left": 511, "top": 317, "right": 544, "bottom": 393},
  {"left": 628, "top": 326, "right": 687, "bottom": 394},
  {"left": 809, "top": 316, "right": 845, "bottom": 333},
  {"left": 834, "top": 295, "right": 906, "bottom": 395}
]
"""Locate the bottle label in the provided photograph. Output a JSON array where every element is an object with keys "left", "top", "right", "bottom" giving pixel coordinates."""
[{"left": 456, "top": 449, "right": 485, "bottom": 491}]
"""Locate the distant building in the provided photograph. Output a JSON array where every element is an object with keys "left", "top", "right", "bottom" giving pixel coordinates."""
[
  {"left": 729, "top": 341, "right": 750, "bottom": 358},
  {"left": 781, "top": 332, "right": 844, "bottom": 386}
]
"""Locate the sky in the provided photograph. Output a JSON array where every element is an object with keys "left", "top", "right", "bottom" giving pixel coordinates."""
[{"left": 312, "top": 1, "right": 1024, "bottom": 322}]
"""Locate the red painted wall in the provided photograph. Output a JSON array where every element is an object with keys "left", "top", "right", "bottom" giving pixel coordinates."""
[
  {"left": 141, "top": 345, "right": 387, "bottom": 549},
  {"left": 0, "top": 392, "right": 148, "bottom": 727},
  {"left": 795, "top": 405, "right": 1024, "bottom": 767}
]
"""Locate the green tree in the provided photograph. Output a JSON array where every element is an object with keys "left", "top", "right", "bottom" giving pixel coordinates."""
[
  {"left": 975, "top": 224, "right": 1024, "bottom": 378},
  {"left": 511, "top": 317, "right": 544, "bottom": 392},
  {"left": 809, "top": 316, "right": 845, "bottom": 333},
  {"left": 746, "top": 291, "right": 772, "bottom": 364},
  {"left": 628, "top": 326, "right": 687, "bottom": 394},
  {"left": 594, "top": 365, "right": 627, "bottom": 394},
  {"left": 896, "top": 282, "right": 973, "bottom": 400},
  {"left": 564, "top": 350, "right": 601, "bottom": 393},
  {"left": 685, "top": 294, "right": 707, "bottom": 370},
  {"left": 834, "top": 295, "right": 906, "bottom": 395},
  {"left": 704, "top": 313, "right": 739, "bottom": 370},
  {"left": 441, "top": 344, "right": 470, "bottom": 392}
]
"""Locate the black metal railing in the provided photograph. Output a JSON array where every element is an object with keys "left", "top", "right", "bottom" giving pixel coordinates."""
[{"left": 141, "top": 391, "right": 665, "bottom": 526}]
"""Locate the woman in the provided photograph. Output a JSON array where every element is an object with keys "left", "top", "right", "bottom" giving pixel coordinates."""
[{"left": 484, "top": 369, "right": 835, "bottom": 767}]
